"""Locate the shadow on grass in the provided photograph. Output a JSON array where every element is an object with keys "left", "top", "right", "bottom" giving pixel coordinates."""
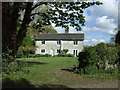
[
  {"left": 17, "top": 60, "right": 48, "bottom": 67},
  {"left": 61, "top": 68, "right": 74, "bottom": 72},
  {"left": 25, "top": 61, "right": 47, "bottom": 65},
  {"left": 2, "top": 78, "right": 90, "bottom": 90}
]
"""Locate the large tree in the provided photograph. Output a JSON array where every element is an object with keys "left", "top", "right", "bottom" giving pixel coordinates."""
[
  {"left": 115, "top": 30, "right": 120, "bottom": 44},
  {"left": 2, "top": 1, "right": 102, "bottom": 60}
]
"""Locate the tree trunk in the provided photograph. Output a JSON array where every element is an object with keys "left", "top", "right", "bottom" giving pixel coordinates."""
[
  {"left": 2, "top": 3, "right": 20, "bottom": 55},
  {"left": 2, "top": 2, "right": 33, "bottom": 61},
  {"left": 13, "top": 2, "right": 33, "bottom": 60}
]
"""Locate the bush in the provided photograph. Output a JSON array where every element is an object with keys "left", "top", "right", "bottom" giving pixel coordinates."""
[
  {"left": 96, "top": 43, "right": 119, "bottom": 69},
  {"left": 76, "top": 43, "right": 119, "bottom": 75},
  {"left": 75, "top": 66, "right": 98, "bottom": 74},
  {"left": 65, "top": 54, "right": 74, "bottom": 57},
  {"left": 78, "top": 46, "right": 100, "bottom": 73},
  {"left": 2, "top": 58, "right": 29, "bottom": 74},
  {"left": 28, "top": 54, "right": 52, "bottom": 58},
  {"left": 54, "top": 54, "right": 74, "bottom": 57},
  {"left": 75, "top": 65, "right": 119, "bottom": 77},
  {"left": 17, "top": 45, "right": 36, "bottom": 58}
]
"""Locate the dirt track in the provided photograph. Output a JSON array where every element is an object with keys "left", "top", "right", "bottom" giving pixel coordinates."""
[{"left": 55, "top": 69, "right": 119, "bottom": 88}]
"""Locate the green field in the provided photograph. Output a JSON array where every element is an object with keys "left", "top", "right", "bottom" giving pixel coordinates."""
[
  {"left": 2, "top": 57, "right": 79, "bottom": 88},
  {"left": 2, "top": 57, "right": 118, "bottom": 88}
]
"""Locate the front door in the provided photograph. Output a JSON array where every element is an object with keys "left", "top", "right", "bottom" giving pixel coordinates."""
[{"left": 73, "top": 50, "right": 78, "bottom": 57}]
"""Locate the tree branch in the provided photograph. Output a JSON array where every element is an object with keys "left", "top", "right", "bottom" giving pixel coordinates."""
[
  {"left": 32, "top": 2, "right": 46, "bottom": 10},
  {"left": 13, "top": 2, "right": 33, "bottom": 58}
]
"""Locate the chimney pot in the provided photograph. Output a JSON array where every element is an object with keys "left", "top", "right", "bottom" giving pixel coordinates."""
[{"left": 38, "top": 30, "right": 42, "bottom": 35}]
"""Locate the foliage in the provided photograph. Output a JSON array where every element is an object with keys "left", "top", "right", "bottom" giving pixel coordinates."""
[
  {"left": 78, "top": 46, "right": 100, "bottom": 73},
  {"left": 21, "top": 35, "right": 34, "bottom": 46},
  {"left": 2, "top": 51, "right": 29, "bottom": 74},
  {"left": 3, "top": 2, "right": 102, "bottom": 61},
  {"left": 75, "top": 65, "right": 119, "bottom": 79},
  {"left": 60, "top": 49, "right": 68, "bottom": 55},
  {"left": 54, "top": 53, "right": 74, "bottom": 57},
  {"left": 17, "top": 53, "right": 52, "bottom": 58},
  {"left": 17, "top": 34, "right": 36, "bottom": 58},
  {"left": 96, "top": 43, "right": 119, "bottom": 69},
  {"left": 17, "top": 46, "right": 35, "bottom": 58},
  {"left": 28, "top": 54, "right": 52, "bottom": 58},
  {"left": 65, "top": 53, "right": 74, "bottom": 57},
  {"left": 38, "top": 25, "right": 57, "bottom": 33},
  {"left": 115, "top": 29, "right": 120, "bottom": 44},
  {"left": 77, "top": 43, "right": 119, "bottom": 74}
]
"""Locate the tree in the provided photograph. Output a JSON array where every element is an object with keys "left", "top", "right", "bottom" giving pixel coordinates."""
[
  {"left": 19, "top": 34, "right": 36, "bottom": 57},
  {"left": 2, "top": 2, "right": 102, "bottom": 61},
  {"left": 38, "top": 25, "right": 57, "bottom": 33},
  {"left": 115, "top": 30, "right": 120, "bottom": 44}
]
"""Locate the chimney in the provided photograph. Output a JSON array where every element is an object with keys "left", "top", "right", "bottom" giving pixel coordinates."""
[
  {"left": 65, "top": 28, "right": 69, "bottom": 34},
  {"left": 38, "top": 30, "right": 42, "bottom": 35}
]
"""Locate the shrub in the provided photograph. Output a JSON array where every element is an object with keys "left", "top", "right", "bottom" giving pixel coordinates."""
[
  {"left": 76, "top": 43, "right": 119, "bottom": 75},
  {"left": 2, "top": 54, "right": 29, "bottom": 74},
  {"left": 28, "top": 54, "right": 52, "bottom": 58},
  {"left": 17, "top": 45, "right": 36, "bottom": 58},
  {"left": 54, "top": 54, "right": 74, "bottom": 57},
  {"left": 78, "top": 46, "right": 100, "bottom": 73},
  {"left": 96, "top": 43, "right": 119, "bottom": 69},
  {"left": 85, "top": 66, "right": 101, "bottom": 74},
  {"left": 65, "top": 54, "right": 74, "bottom": 57}
]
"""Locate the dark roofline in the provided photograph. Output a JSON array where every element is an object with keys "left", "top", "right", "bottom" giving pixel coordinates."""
[
  {"left": 35, "top": 39, "right": 84, "bottom": 41},
  {"left": 35, "top": 33, "right": 84, "bottom": 41}
]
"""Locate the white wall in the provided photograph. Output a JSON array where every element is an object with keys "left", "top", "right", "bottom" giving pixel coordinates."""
[
  {"left": 35, "top": 40, "right": 84, "bottom": 56},
  {"left": 61, "top": 40, "right": 84, "bottom": 56}
]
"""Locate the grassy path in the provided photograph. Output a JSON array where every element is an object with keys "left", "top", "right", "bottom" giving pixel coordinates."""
[{"left": 2, "top": 57, "right": 118, "bottom": 88}]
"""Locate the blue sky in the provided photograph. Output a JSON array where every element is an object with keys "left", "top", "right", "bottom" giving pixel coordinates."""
[{"left": 53, "top": 0, "right": 119, "bottom": 46}]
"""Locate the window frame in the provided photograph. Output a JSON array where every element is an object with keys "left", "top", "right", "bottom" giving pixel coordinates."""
[
  {"left": 41, "top": 40, "right": 45, "bottom": 44},
  {"left": 41, "top": 49, "right": 45, "bottom": 53},
  {"left": 73, "top": 41, "right": 78, "bottom": 45},
  {"left": 57, "top": 40, "right": 61, "bottom": 45}
]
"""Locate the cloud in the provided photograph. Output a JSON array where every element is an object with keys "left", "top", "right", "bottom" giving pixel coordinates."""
[
  {"left": 84, "top": 16, "right": 117, "bottom": 35},
  {"left": 84, "top": 0, "right": 118, "bottom": 24},
  {"left": 54, "top": 26, "right": 83, "bottom": 33},
  {"left": 82, "top": 26, "right": 101, "bottom": 32},
  {"left": 84, "top": 38, "right": 105, "bottom": 46},
  {"left": 96, "top": 16, "right": 116, "bottom": 30}
]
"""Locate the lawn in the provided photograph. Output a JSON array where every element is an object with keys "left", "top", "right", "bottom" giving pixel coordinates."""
[{"left": 2, "top": 57, "right": 118, "bottom": 88}]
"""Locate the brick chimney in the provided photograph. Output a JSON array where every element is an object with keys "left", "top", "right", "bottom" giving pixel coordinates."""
[{"left": 38, "top": 30, "right": 42, "bottom": 35}]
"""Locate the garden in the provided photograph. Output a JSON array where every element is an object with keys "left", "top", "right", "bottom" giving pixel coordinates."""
[{"left": 2, "top": 43, "right": 120, "bottom": 88}]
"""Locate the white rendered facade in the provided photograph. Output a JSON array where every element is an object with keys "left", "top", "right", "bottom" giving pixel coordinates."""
[{"left": 35, "top": 40, "right": 84, "bottom": 57}]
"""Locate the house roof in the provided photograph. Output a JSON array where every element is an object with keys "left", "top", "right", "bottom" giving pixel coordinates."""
[{"left": 35, "top": 33, "right": 84, "bottom": 41}]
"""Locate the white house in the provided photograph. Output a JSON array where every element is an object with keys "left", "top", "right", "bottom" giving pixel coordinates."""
[{"left": 35, "top": 31, "right": 84, "bottom": 57}]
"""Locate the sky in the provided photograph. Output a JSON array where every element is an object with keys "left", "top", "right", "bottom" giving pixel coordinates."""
[{"left": 52, "top": 0, "right": 119, "bottom": 46}]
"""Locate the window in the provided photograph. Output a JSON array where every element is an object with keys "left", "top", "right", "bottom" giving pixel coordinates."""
[
  {"left": 57, "top": 40, "right": 61, "bottom": 45},
  {"left": 41, "top": 41, "right": 45, "bottom": 44},
  {"left": 57, "top": 49, "right": 61, "bottom": 53},
  {"left": 74, "top": 41, "right": 78, "bottom": 45},
  {"left": 41, "top": 49, "right": 45, "bottom": 53}
]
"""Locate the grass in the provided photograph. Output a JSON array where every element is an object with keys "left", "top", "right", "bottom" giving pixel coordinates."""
[
  {"left": 2, "top": 57, "right": 119, "bottom": 88},
  {"left": 2, "top": 57, "right": 79, "bottom": 88}
]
